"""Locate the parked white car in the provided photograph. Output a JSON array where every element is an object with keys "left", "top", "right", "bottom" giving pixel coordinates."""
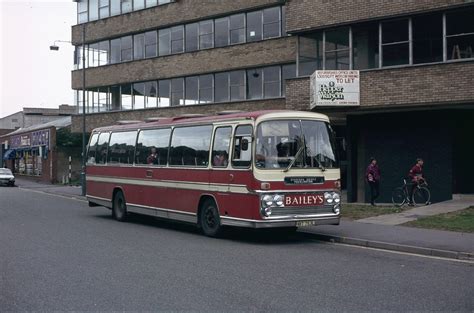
[{"left": 0, "top": 168, "right": 15, "bottom": 186}]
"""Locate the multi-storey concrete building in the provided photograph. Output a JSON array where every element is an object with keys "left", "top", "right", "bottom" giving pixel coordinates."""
[{"left": 71, "top": 0, "right": 474, "bottom": 202}]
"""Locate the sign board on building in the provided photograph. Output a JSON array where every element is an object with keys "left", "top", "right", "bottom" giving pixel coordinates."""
[{"left": 310, "top": 70, "right": 360, "bottom": 108}]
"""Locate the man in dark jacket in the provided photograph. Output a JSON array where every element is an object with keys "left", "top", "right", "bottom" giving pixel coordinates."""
[
  {"left": 366, "top": 157, "right": 381, "bottom": 206},
  {"left": 408, "top": 158, "right": 426, "bottom": 204}
]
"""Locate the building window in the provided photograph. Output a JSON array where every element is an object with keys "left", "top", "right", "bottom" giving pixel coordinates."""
[
  {"left": 121, "top": 0, "right": 132, "bottom": 14},
  {"left": 121, "top": 84, "right": 132, "bottom": 110},
  {"left": 98, "top": 41, "right": 110, "bottom": 66},
  {"left": 215, "top": 72, "right": 229, "bottom": 102},
  {"left": 144, "top": 81, "right": 158, "bottom": 107},
  {"left": 171, "top": 26, "right": 184, "bottom": 54},
  {"left": 352, "top": 22, "right": 379, "bottom": 69},
  {"left": 185, "top": 76, "right": 199, "bottom": 105},
  {"left": 199, "top": 74, "right": 214, "bottom": 103},
  {"left": 78, "top": 0, "right": 88, "bottom": 24},
  {"left": 88, "top": 43, "right": 100, "bottom": 67},
  {"left": 230, "top": 70, "right": 245, "bottom": 101},
  {"left": 215, "top": 17, "right": 230, "bottom": 48},
  {"left": 133, "top": 82, "right": 146, "bottom": 109},
  {"left": 247, "top": 11, "right": 263, "bottom": 42},
  {"left": 230, "top": 13, "right": 246, "bottom": 45},
  {"left": 199, "top": 20, "right": 214, "bottom": 50},
  {"left": 185, "top": 23, "right": 199, "bottom": 52},
  {"left": 381, "top": 19, "right": 410, "bottom": 67},
  {"left": 144, "top": 31, "right": 157, "bottom": 58},
  {"left": 281, "top": 63, "right": 296, "bottom": 96},
  {"left": 121, "top": 36, "right": 133, "bottom": 62},
  {"left": 298, "top": 34, "right": 323, "bottom": 76},
  {"left": 446, "top": 8, "right": 474, "bottom": 60},
  {"left": 263, "top": 7, "right": 280, "bottom": 39},
  {"left": 412, "top": 14, "right": 443, "bottom": 64},
  {"left": 263, "top": 66, "right": 281, "bottom": 98},
  {"left": 134, "top": 33, "right": 145, "bottom": 60},
  {"left": 110, "top": 0, "right": 120, "bottom": 16},
  {"left": 146, "top": 0, "right": 157, "bottom": 7},
  {"left": 134, "top": 0, "right": 145, "bottom": 10},
  {"left": 159, "top": 28, "right": 171, "bottom": 56},
  {"left": 99, "top": 0, "right": 109, "bottom": 19},
  {"left": 110, "top": 38, "right": 121, "bottom": 64},
  {"left": 325, "top": 27, "right": 350, "bottom": 69},
  {"left": 171, "top": 78, "right": 184, "bottom": 106},
  {"left": 89, "top": 0, "right": 99, "bottom": 21},
  {"left": 247, "top": 68, "right": 263, "bottom": 100},
  {"left": 158, "top": 80, "right": 171, "bottom": 107}
]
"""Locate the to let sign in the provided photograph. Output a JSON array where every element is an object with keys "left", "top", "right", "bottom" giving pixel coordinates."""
[{"left": 310, "top": 70, "right": 360, "bottom": 108}]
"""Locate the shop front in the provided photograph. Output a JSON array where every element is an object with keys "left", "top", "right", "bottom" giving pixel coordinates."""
[{"left": 2, "top": 127, "right": 55, "bottom": 183}]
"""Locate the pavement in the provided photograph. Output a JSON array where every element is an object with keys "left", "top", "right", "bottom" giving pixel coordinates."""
[{"left": 11, "top": 176, "right": 474, "bottom": 261}]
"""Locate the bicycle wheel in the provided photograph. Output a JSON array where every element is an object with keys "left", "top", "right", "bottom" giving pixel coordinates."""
[
  {"left": 391, "top": 187, "right": 406, "bottom": 207},
  {"left": 412, "top": 187, "right": 431, "bottom": 206}
]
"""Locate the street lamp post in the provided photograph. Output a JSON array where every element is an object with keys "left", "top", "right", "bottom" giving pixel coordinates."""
[{"left": 50, "top": 24, "right": 87, "bottom": 196}]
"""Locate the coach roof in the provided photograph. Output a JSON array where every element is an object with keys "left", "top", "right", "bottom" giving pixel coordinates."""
[{"left": 92, "top": 110, "right": 329, "bottom": 133}]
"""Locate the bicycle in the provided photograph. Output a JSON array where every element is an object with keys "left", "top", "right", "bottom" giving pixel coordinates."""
[{"left": 391, "top": 178, "right": 431, "bottom": 207}]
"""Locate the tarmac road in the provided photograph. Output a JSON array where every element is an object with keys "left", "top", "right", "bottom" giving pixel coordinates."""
[{"left": 0, "top": 187, "right": 473, "bottom": 312}]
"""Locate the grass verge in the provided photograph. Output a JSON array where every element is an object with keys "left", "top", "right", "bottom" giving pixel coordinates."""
[
  {"left": 342, "top": 204, "right": 404, "bottom": 220},
  {"left": 403, "top": 207, "right": 474, "bottom": 233}
]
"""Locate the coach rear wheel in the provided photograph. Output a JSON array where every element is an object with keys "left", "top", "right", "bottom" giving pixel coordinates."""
[
  {"left": 112, "top": 190, "right": 128, "bottom": 222},
  {"left": 412, "top": 187, "right": 431, "bottom": 206},
  {"left": 199, "top": 200, "right": 222, "bottom": 237}
]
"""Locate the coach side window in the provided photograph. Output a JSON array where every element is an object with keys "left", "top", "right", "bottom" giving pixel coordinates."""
[
  {"left": 95, "top": 132, "right": 111, "bottom": 164},
  {"left": 107, "top": 131, "right": 137, "bottom": 165},
  {"left": 232, "top": 125, "right": 253, "bottom": 168},
  {"left": 87, "top": 133, "right": 99, "bottom": 164},
  {"left": 211, "top": 127, "right": 232, "bottom": 168},
  {"left": 135, "top": 128, "right": 171, "bottom": 165},
  {"left": 169, "top": 125, "right": 212, "bottom": 167}
]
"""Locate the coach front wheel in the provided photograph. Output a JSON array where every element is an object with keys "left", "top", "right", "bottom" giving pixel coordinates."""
[
  {"left": 199, "top": 200, "right": 222, "bottom": 237},
  {"left": 112, "top": 190, "right": 128, "bottom": 222}
]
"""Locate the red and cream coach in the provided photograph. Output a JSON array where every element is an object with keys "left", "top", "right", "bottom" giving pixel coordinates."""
[{"left": 86, "top": 110, "right": 341, "bottom": 236}]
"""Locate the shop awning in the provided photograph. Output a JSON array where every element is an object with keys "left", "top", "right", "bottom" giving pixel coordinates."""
[{"left": 3, "top": 149, "right": 16, "bottom": 160}]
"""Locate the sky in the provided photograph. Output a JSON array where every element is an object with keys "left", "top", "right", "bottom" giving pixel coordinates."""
[{"left": 0, "top": 0, "right": 76, "bottom": 118}]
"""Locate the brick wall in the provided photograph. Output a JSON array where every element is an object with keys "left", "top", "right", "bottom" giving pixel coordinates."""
[
  {"left": 72, "top": 37, "right": 296, "bottom": 89},
  {"left": 286, "top": 0, "right": 470, "bottom": 33},
  {"left": 286, "top": 61, "right": 474, "bottom": 110},
  {"left": 72, "top": 0, "right": 285, "bottom": 45},
  {"left": 71, "top": 98, "right": 286, "bottom": 132}
]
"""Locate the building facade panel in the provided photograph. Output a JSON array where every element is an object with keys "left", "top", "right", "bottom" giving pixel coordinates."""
[
  {"left": 71, "top": 98, "right": 286, "bottom": 132},
  {"left": 72, "top": 0, "right": 285, "bottom": 44},
  {"left": 72, "top": 37, "right": 296, "bottom": 89},
  {"left": 286, "top": 0, "right": 469, "bottom": 33},
  {"left": 286, "top": 61, "right": 474, "bottom": 110}
]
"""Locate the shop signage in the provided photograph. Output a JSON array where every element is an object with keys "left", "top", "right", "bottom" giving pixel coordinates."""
[
  {"left": 310, "top": 70, "right": 360, "bottom": 108},
  {"left": 9, "top": 129, "right": 50, "bottom": 149}
]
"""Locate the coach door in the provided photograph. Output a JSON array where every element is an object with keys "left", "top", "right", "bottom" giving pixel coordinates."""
[{"left": 209, "top": 126, "right": 233, "bottom": 194}]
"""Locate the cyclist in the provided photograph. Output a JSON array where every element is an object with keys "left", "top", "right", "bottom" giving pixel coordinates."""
[{"left": 408, "top": 158, "right": 426, "bottom": 204}]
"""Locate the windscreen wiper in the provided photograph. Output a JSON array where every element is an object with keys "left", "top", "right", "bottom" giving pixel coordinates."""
[{"left": 283, "top": 144, "right": 305, "bottom": 173}]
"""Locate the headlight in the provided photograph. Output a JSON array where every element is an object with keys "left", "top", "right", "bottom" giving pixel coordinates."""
[
  {"left": 263, "top": 207, "right": 272, "bottom": 217},
  {"left": 273, "top": 195, "right": 284, "bottom": 207},
  {"left": 261, "top": 195, "right": 273, "bottom": 208},
  {"left": 324, "top": 192, "right": 341, "bottom": 205},
  {"left": 333, "top": 205, "right": 340, "bottom": 214}
]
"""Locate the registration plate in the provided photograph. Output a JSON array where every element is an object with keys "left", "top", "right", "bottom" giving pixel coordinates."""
[{"left": 296, "top": 220, "right": 318, "bottom": 227}]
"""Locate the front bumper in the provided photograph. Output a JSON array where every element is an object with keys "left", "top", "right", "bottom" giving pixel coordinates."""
[{"left": 221, "top": 215, "right": 340, "bottom": 229}]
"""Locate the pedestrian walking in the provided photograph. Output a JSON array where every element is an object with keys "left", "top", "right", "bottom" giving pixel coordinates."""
[{"left": 366, "top": 157, "right": 381, "bottom": 206}]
